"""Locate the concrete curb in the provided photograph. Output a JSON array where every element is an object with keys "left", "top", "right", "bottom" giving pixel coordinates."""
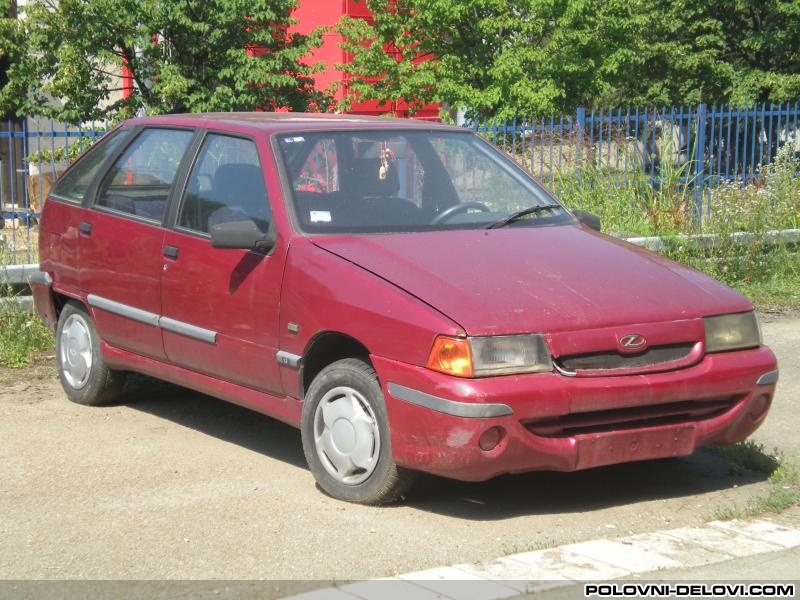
[
  {"left": 282, "top": 516, "right": 800, "bottom": 600},
  {"left": 625, "top": 228, "right": 800, "bottom": 252}
]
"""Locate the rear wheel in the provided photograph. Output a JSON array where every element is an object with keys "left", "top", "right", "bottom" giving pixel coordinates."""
[
  {"left": 56, "top": 301, "right": 126, "bottom": 406},
  {"left": 301, "top": 358, "right": 416, "bottom": 504}
]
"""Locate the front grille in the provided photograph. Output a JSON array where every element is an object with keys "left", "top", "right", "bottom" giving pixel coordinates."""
[
  {"left": 524, "top": 396, "right": 740, "bottom": 437},
  {"left": 558, "top": 343, "right": 695, "bottom": 372}
]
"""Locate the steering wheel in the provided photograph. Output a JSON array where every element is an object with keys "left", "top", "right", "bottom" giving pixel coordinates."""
[{"left": 430, "top": 202, "right": 491, "bottom": 225}]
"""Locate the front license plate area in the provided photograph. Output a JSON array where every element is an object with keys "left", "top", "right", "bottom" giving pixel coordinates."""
[{"left": 574, "top": 425, "right": 695, "bottom": 470}]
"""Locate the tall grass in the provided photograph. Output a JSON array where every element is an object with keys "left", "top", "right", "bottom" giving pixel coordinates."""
[
  {"left": 0, "top": 288, "right": 54, "bottom": 367},
  {"left": 0, "top": 240, "right": 53, "bottom": 366},
  {"left": 554, "top": 144, "right": 800, "bottom": 309}
]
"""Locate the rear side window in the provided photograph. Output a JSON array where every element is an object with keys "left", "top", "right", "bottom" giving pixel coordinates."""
[
  {"left": 177, "top": 134, "right": 270, "bottom": 234},
  {"left": 50, "top": 129, "right": 131, "bottom": 203},
  {"left": 95, "top": 128, "right": 194, "bottom": 222},
  {"left": 292, "top": 137, "right": 339, "bottom": 193}
]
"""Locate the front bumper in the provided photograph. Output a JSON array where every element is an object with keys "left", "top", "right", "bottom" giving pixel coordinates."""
[{"left": 373, "top": 346, "right": 778, "bottom": 481}]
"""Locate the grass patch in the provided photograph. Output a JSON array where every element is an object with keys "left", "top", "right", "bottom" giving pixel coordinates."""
[
  {"left": 554, "top": 143, "right": 800, "bottom": 310},
  {"left": 501, "top": 536, "right": 568, "bottom": 556},
  {"left": 709, "top": 440, "right": 781, "bottom": 475},
  {"left": 0, "top": 291, "right": 54, "bottom": 367},
  {"left": 708, "top": 442, "right": 800, "bottom": 520}
]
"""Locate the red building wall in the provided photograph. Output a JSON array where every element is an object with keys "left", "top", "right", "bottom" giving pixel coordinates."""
[{"left": 291, "top": 0, "right": 440, "bottom": 119}]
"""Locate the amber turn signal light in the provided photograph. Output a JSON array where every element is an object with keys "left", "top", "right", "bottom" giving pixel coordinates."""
[{"left": 427, "top": 335, "right": 473, "bottom": 377}]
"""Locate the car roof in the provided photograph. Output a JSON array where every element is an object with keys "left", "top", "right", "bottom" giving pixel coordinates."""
[{"left": 124, "top": 112, "right": 463, "bottom": 135}]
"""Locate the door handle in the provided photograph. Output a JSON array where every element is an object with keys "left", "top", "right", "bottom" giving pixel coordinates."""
[
  {"left": 78, "top": 221, "right": 92, "bottom": 235},
  {"left": 163, "top": 245, "right": 179, "bottom": 259}
]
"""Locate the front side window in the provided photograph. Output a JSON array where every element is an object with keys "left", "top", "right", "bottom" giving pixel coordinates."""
[
  {"left": 177, "top": 134, "right": 270, "bottom": 235},
  {"left": 51, "top": 129, "right": 132, "bottom": 203},
  {"left": 277, "top": 130, "right": 569, "bottom": 234},
  {"left": 95, "top": 128, "right": 194, "bottom": 222}
]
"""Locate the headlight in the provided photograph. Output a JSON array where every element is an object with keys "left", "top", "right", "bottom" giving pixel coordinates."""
[
  {"left": 704, "top": 311, "right": 761, "bottom": 353},
  {"left": 427, "top": 334, "right": 552, "bottom": 377}
]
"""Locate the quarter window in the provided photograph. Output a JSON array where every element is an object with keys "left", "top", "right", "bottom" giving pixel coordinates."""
[
  {"left": 178, "top": 134, "right": 270, "bottom": 234},
  {"left": 51, "top": 129, "right": 132, "bottom": 203},
  {"left": 95, "top": 128, "right": 194, "bottom": 222}
]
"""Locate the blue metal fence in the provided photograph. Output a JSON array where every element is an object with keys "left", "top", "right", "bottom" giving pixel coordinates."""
[
  {"left": 1, "top": 104, "right": 799, "bottom": 264},
  {"left": 472, "top": 102, "right": 800, "bottom": 216},
  {"left": 1, "top": 118, "right": 106, "bottom": 263}
]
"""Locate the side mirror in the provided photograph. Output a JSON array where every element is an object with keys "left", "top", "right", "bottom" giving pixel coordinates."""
[
  {"left": 572, "top": 210, "right": 601, "bottom": 232},
  {"left": 210, "top": 220, "right": 276, "bottom": 252}
]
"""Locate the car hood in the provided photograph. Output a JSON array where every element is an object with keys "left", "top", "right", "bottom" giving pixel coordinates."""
[{"left": 311, "top": 225, "right": 752, "bottom": 336}]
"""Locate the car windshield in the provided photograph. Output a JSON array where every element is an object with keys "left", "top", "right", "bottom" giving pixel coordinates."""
[{"left": 276, "top": 130, "right": 572, "bottom": 234}]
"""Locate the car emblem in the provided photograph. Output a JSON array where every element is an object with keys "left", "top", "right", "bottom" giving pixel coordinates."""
[{"left": 618, "top": 333, "right": 647, "bottom": 353}]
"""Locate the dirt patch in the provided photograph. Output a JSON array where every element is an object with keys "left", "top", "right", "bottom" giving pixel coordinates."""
[
  {"left": 0, "top": 358, "right": 787, "bottom": 580},
  {"left": 0, "top": 318, "right": 797, "bottom": 579},
  {"left": 758, "top": 308, "right": 800, "bottom": 323},
  {"left": 0, "top": 353, "right": 57, "bottom": 402}
]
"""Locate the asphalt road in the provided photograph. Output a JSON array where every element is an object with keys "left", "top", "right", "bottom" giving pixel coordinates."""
[{"left": 0, "top": 317, "right": 797, "bottom": 583}]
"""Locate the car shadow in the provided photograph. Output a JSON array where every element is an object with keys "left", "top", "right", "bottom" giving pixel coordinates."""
[
  {"left": 120, "top": 375, "right": 772, "bottom": 520},
  {"left": 404, "top": 451, "right": 769, "bottom": 520},
  {"left": 119, "top": 374, "right": 307, "bottom": 470}
]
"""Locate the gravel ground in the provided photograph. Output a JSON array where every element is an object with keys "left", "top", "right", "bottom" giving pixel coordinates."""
[{"left": 0, "top": 316, "right": 797, "bottom": 582}]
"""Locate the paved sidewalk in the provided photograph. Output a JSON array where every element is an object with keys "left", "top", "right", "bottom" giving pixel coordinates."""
[{"left": 285, "top": 508, "right": 800, "bottom": 600}]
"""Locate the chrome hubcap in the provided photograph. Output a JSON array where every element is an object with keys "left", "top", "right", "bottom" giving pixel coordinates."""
[
  {"left": 314, "top": 386, "right": 380, "bottom": 485},
  {"left": 59, "top": 314, "right": 93, "bottom": 389}
]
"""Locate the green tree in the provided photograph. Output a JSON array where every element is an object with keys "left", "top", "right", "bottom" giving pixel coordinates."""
[
  {"left": 0, "top": 0, "right": 330, "bottom": 123},
  {"left": 337, "top": 0, "right": 650, "bottom": 119},
  {"left": 339, "top": 0, "right": 800, "bottom": 117},
  {"left": 712, "top": 0, "right": 800, "bottom": 105},
  {"left": 595, "top": 0, "right": 732, "bottom": 107},
  {"left": 0, "top": 0, "right": 20, "bottom": 106},
  {"left": 604, "top": 0, "right": 800, "bottom": 107}
]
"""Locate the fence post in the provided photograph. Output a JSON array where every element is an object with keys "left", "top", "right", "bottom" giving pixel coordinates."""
[
  {"left": 575, "top": 107, "right": 586, "bottom": 179},
  {"left": 692, "top": 103, "right": 707, "bottom": 225}
]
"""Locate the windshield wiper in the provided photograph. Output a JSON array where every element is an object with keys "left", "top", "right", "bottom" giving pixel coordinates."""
[{"left": 486, "top": 204, "right": 563, "bottom": 229}]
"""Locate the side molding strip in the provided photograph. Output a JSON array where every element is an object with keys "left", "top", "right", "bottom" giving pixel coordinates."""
[
  {"left": 87, "top": 294, "right": 160, "bottom": 327},
  {"left": 159, "top": 316, "right": 217, "bottom": 345},
  {"left": 387, "top": 382, "right": 513, "bottom": 418},
  {"left": 276, "top": 351, "right": 302, "bottom": 369},
  {"left": 87, "top": 294, "right": 218, "bottom": 344},
  {"left": 756, "top": 369, "right": 779, "bottom": 386}
]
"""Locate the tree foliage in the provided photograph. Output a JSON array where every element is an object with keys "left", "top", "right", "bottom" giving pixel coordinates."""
[
  {"left": 0, "top": 0, "right": 19, "bottom": 103},
  {"left": 607, "top": 0, "right": 800, "bottom": 107},
  {"left": 338, "top": 0, "right": 645, "bottom": 119},
  {"left": 339, "top": 0, "right": 800, "bottom": 118},
  {"left": 0, "top": 0, "right": 330, "bottom": 123}
]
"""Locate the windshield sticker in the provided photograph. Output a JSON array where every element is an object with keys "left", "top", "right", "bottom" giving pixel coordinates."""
[
  {"left": 283, "top": 136, "right": 305, "bottom": 143},
  {"left": 310, "top": 210, "right": 332, "bottom": 223}
]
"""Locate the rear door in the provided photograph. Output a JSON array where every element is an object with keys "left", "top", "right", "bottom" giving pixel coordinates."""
[
  {"left": 79, "top": 127, "right": 195, "bottom": 360},
  {"left": 42, "top": 129, "right": 133, "bottom": 296},
  {"left": 160, "top": 132, "right": 284, "bottom": 393}
]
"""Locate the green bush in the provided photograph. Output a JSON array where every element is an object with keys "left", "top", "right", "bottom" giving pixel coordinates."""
[{"left": 0, "top": 290, "right": 54, "bottom": 367}]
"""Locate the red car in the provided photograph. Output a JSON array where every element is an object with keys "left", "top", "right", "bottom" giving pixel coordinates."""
[{"left": 31, "top": 113, "right": 779, "bottom": 504}]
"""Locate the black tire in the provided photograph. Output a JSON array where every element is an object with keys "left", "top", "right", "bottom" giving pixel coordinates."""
[
  {"left": 55, "top": 301, "right": 126, "bottom": 406},
  {"left": 301, "top": 358, "right": 416, "bottom": 505}
]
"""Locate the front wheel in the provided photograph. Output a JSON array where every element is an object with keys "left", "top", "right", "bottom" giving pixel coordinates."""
[
  {"left": 301, "top": 358, "right": 416, "bottom": 505},
  {"left": 55, "top": 301, "right": 126, "bottom": 406}
]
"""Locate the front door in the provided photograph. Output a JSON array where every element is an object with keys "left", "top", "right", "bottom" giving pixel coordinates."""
[
  {"left": 80, "top": 127, "right": 195, "bottom": 360},
  {"left": 160, "top": 133, "right": 284, "bottom": 393}
]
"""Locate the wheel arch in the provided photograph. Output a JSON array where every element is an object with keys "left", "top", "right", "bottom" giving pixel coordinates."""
[
  {"left": 52, "top": 291, "right": 77, "bottom": 314},
  {"left": 300, "top": 331, "right": 372, "bottom": 399}
]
